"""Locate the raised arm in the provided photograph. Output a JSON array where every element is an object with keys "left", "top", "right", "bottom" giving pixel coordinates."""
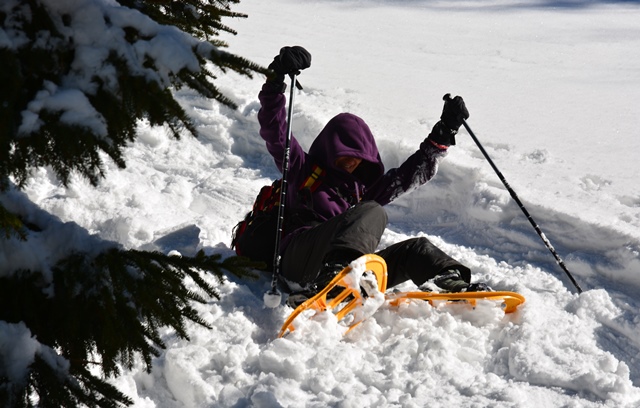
[
  {"left": 366, "top": 94, "right": 470, "bottom": 205},
  {"left": 257, "top": 46, "right": 312, "bottom": 174}
]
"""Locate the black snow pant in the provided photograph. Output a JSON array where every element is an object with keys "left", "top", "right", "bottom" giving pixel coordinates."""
[{"left": 280, "top": 201, "right": 470, "bottom": 290}]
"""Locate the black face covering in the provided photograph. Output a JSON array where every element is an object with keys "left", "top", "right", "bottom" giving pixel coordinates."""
[{"left": 352, "top": 161, "right": 380, "bottom": 185}]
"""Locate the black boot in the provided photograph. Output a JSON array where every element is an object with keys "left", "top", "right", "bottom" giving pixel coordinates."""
[
  {"left": 285, "top": 262, "right": 348, "bottom": 308},
  {"left": 432, "top": 269, "right": 470, "bottom": 293},
  {"left": 465, "top": 282, "right": 493, "bottom": 292},
  {"left": 431, "top": 269, "right": 493, "bottom": 293}
]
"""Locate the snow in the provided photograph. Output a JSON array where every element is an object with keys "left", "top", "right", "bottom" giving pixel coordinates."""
[
  {"left": 0, "top": 321, "right": 39, "bottom": 384},
  {"left": 2, "top": 0, "right": 640, "bottom": 406}
]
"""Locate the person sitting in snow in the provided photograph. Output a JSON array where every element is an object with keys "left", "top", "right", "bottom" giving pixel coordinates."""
[{"left": 236, "top": 46, "right": 490, "bottom": 306}]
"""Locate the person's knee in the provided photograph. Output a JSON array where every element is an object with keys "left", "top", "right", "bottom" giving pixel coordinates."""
[
  {"left": 331, "top": 201, "right": 387, "bottom": 256},
  {"left": 354, "top": 200, "right": 388, "bottom": 225},
  {"left": 406, "top": 236, "right": 430, "bottom": 251}
]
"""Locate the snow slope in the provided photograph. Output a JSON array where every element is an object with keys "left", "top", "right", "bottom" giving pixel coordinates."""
[{"left": 5, "top": 0, "right": 640, "bottom": 406}]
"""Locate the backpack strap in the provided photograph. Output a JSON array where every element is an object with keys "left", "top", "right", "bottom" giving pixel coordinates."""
[
  {"left": 299, "top": 164, "right": 325, "bottom": 191},
  {"left": 297, "top": 164, "right": 325, "bottom": 210},
  {"left": 232, "top": 165, "right": 326, "bottom": 255}
]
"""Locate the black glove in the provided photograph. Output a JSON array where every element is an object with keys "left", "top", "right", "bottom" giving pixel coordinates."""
[
  {"left": 427, "top": 121, "right": 457, "bottom": 147},
  {"left": 267, "top": 46, "right": 311, "bottom": 83},
  {"left": 440, "top": 93, "right": 469, "bottom": 132},
  {"left": 427, "top": 94, "right": 470, "bottom": 147}
]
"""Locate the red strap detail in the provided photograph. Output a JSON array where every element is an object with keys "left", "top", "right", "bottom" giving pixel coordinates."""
[{"left": 429, "top": 139, "right": 449, "bottom": 150}]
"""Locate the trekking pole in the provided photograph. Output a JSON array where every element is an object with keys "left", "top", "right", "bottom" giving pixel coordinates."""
[
  {"left": 264, "top": 74, "right": 298, "bottom": 307},
  {"left": 447, "top": 97, "right": 583, "bottom": 294}
]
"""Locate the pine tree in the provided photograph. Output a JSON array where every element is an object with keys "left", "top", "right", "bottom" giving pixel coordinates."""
[
  {"left": 0, "top": 0, "right": 266, "bottom": 406},
  {"left": 0, "top": 245, "right": 260, "bottom": 407},
  {"left": 0, "top": 0, "right": 269, "bottom": 189}
]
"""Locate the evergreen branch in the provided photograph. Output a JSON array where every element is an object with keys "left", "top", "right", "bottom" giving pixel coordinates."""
[
  {"left": 0, "top": 0, "right": 263, "bottom": 190},
  {"left": 221, "top": 254, "right": 266, "bottom": 278},
  {"left": 0, "top": 204, "right": 27, "bottom": 240},
  {"left": 124, "top": 0, "right": 248, "bottom": 41},
  {"left": 24, "top": 355, "right": 133, "bottom": 408},
  {"left": 0, "top": 247, "right": 259, "bottom": 405},
  {"left": 1, "top": 352, "right": 133, "bottom": 408},
  {"left": 8, "top": 112, "right": 108, "bottom": 188}
]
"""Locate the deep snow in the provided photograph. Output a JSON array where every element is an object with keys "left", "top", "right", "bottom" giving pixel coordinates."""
[{"left": 2, "top": 0, "right": 640, "bottom": 407}]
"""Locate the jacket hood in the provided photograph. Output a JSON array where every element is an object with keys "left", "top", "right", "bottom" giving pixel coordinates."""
[{"left": 308, "top": 113, "right": 384, "bottom": 185}]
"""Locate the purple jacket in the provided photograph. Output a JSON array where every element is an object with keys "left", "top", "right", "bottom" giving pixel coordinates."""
[{"left": 258, "top": 82, "right": 447, "bottom": 249}]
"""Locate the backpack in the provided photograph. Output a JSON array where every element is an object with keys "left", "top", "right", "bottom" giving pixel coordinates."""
[{"left": 231, "top": 165, "right": 325, "bottom": 267}]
